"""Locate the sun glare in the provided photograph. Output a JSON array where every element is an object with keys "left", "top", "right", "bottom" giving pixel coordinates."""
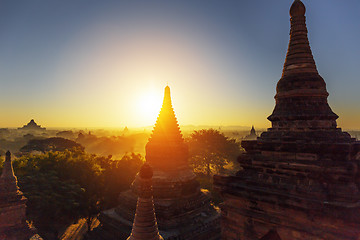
[{"left": 136, "top": 91, "right": 162, "bottom": 125}]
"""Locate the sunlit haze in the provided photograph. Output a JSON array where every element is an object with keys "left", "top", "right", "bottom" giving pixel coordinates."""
[{"left": 0, "top": 0, "right": 359, "bottom": 129}]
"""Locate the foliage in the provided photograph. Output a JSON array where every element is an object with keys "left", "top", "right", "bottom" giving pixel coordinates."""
[
  {"left": 20, "top": 137, "right": 84, "bottom": 153},
  {"left": 6, "top": 149, "right": 143, "bottom": 238},
  {"left": 187, "top": 129, "right": 242, "bottom": 178},
  {"left": 20, "top": 172, "right": 84, "bottom": 239},
  {"left": 98, "top": 152, "right": 144, "bottom": 208}
]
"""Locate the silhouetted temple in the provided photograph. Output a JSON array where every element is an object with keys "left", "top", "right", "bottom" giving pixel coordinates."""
[
  {"left": 127, "top": 163, "right": 163, "bottom": 240},
  {"left": 243, "top": 126, "right": 258, "bottom": 141},
  {"left": 214, "top": 1, "right": 360, "bottom": 239},
  {"left": 97, "top": 86, "right": 220, "bottom": 239},
  {"left": 18, "top": 119, "right": 46, "bottom": 131},
  {"left": 0, "top": 151, "right": 35, "bottom": 240}
]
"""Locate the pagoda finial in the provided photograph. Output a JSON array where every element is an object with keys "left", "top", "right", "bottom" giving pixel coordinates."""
[
  {"left": 127, "top": 164, "right": 163, "bottom": 240},
  {"left": 282, "top": 0, "right": 316, "bottom": 77},
  {"left": 290, "top": 0, "right": 306, "bottom": 17},
  {"left": 163, "top": 85, "right": 171, "bottom": 106}
]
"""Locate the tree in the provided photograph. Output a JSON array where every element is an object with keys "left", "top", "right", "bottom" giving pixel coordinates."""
[
  {"left": 19, "top": 171, "right": 84, "bottom": 239},
  {"left": 20, "top": 137, "right": 84, "bottom": 153},
  {"left": 99, "top": 152, "right": 144, "bottom": 208},
  {"left": 8, "top": 149, "right": 144, "bottom": 236},
  {"left": 13, "top": 150, "right": 103, "bottom": 237},
  {"left": 187, "top": 129, "right": 242, "bottom": 178},
  {"left": 0, "top": 147, "right": 146, "bottom": 237}
]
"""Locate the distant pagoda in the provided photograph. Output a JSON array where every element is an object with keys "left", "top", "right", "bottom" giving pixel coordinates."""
[
  {"left": 214, "top": 1, "right": 360, "bottom": 239},
  {"left": 97, "top": 86, "right": 220, "bottom": 239},
  {"left": 0, "top": 151, "right": 35, "bottom": 239},
  {"left": 243, "top": 125, "right": 258, "bottom": 140},
  {"left": 18, "top": 119, "right": 46, "bottom": 131}
]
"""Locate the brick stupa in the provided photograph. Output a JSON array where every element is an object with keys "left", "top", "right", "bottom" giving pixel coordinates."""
[
  {"left": 214, "top": 1, "right": 360, "bottom": 239},
  {"left": 0, "top": 151, "right": 35, "bottom": 240},
  {"left": 127, "top": 163, "right": 163, "bottom": 240},
  {"left": 98, "top": 86, "right": 220, "bottom": 239}
]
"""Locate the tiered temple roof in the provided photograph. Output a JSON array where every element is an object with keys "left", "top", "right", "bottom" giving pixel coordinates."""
[
  {"left": 0, "top": 151, "right": 35, "bottom": 240},
  {"left": 18, "top": 119, "right": 46, "bottom": 131},
  {"left": 214, "top": 1, "right": 360, "bottom": 239},
  {"left": 96, "top": 86, "right": 220, "bottom": 240}
]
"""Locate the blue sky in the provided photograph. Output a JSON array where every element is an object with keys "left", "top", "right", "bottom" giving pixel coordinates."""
[{"left": 0, "top": 0, "right": 359, "bottom": 129}]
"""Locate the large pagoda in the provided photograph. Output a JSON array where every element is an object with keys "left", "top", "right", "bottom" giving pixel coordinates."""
[
  {"left": 214, "top": 1, "right": 360, "bottom": 239},
  {"left": 97, "top": 86, "right": 220, "bottom": 239},
  {"left": 18, "top": 119, "right": 46, "bottom": 131}
]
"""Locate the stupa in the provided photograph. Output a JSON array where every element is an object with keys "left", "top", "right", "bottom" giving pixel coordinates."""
[
  {"left": 98, "top": 86, "right": 220, "bottom": 239},
  {"left": 214, "top": 1, "right": 360, "bottom": 239},
  {"left": 0, "top": 151, "right": 35, "bottom": 240},
  {"left": 243, "top": 126, "right": 258, "bottom": 140},
  {"left": 127, "top": 163, "right": 163, "bottom": 240}
]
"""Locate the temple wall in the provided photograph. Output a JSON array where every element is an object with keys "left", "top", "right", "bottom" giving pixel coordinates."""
[
  {"left": 0, "top": 203, "right": 27, "bottom": 227},
  {"left": 220, "top": 194, "right": 360, "bottom": 240}
]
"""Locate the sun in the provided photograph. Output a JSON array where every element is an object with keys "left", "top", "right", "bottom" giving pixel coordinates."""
[{"left": 135, "top": 91, "right": 162, "bottom": 125}]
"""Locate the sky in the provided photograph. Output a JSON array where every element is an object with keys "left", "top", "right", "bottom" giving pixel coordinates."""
[{"left": 0, "top": 0, "right": 359, "bottom": 129}]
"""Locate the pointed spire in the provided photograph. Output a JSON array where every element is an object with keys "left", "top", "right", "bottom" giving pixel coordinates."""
[
  {"left": 163, "top": 85, "right": 171, "bottom": 106},
  {"left": 283, "top": 0, "right": 317, "bottom": 77},
  {"left": 145, "top": 86, "right": 189, "bottom": 171},
  {"left": 127, "top": 164, "right": 163, "bottom": 240},
  {"left": 0, "top": 152, "right": 36, "bottom": 239},
  {"left": 250, "top": 125, "right": 256, "bottom": 135},
  {"left": 1, "top": 151, "right": 19, "bottom": 192},
  {"left": 149, "top": 86, "right": 183, "bottom": 143},
  {"left": 268, "top": 0, "right": 338, "bottom": 130}
]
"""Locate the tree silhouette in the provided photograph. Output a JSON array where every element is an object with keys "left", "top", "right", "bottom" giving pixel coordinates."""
[
  {"left": 187, "top": 129, "right": 241, "bottom": 178},
  {"left": 3, "top": 149, "right": 144, "bottom": 237}
]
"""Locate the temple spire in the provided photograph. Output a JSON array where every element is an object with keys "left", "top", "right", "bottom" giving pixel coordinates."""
[
  {"left": 282, "top": 0, "right": 317, "bottom": 77},
  {"left": 99, "top": 85, "right": 220, "bottom": 239},
  {"left": 0, "top": 151, "right": 35, "bottom": 239},
  {"left": 1, "top": 151, "right": 19, "bottom": 192},
  {"left": 250, "top": 125, "right": 255, "bottom": 135},
  {"left": 268, "top": 0, "right": 338, "bottom": 130},
  {"left": 127, "top": 164, "right": 163, "bottom": 240},
  {"left": 163, "top": 85, "right": 171, "bottom": 105},
  {"left": 145, "top": 86, "right": 188, "bottom": 171},
  {"left": 149, "top": 86, "right": 183, "bottom": 142}
]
